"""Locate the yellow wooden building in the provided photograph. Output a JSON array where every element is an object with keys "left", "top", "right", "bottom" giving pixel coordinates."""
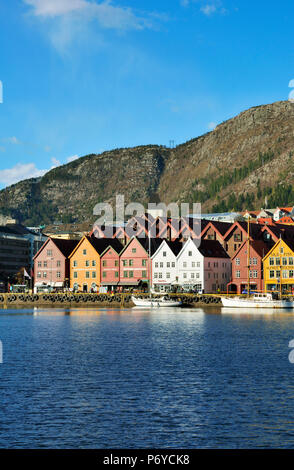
[
  {"left": 69, "top": 236, "right": 123, "bottom": 293},
  {"left": 263, "top": 238, "right": 294, "bottom": 293}
]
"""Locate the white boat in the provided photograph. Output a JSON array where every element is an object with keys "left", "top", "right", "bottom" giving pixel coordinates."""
[
  {"left": 131, "top": 295, "right": 182, "bottom": 308},
  {"left": 221, "top": 292, "right": 294, "bottom": 310}
]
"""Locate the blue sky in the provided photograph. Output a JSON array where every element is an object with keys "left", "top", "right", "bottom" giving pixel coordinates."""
[{"left": 0, "top": 0, "right": 293, "bottom": 187}]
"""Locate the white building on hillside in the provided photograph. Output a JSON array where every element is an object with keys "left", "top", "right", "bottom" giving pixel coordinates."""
[{"left": 177, "top": 238, "right": 231, "bottom": 293}]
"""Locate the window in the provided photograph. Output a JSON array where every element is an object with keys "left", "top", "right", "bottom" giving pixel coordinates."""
[
  {"left": 92, "top": 272, "right": 96, "bottom": 278},
  {"left": 163, "top": 251, "right": 167, "bottom": 257},
  {"left": 270, "top": 270, "right": 275, "bottom": 279},
  {"left": 132, "top": 248, "right": 136, "bottom": 253},
  {"left": 103, "top": 272, "right": 107, "bottom": 278},
  {"left": 74, "top": 272, "right": 78, "bottom": 278},
  {"left": 38, "top": 261, "right": 41, "bottom": 268},
  {"left": 208, "top": 262, "right": 210, "bottom": 267},
  {"left": 57, "top": 260, "right": 61, "bottom": 267},
  {"left": 276, "top": 258, "right": 280, "bottom": 266},
  {"left": 43, "top": 272, "right": 47, "bottom": 278},
  {"left": 276, "top": 270, "right": 280, "bottom": 278},
  {"left": 269, "top": 257, "right": 274, "bottom": 266},
  {"left": 289, "top": 257, "right": 294, "bottom": 266},
  {"left": 158, "top": 273, "right": 162, "bottom": 279},
  {"left": 183, "top": 262, "right": 187, "bottom": 268},
  {"left": 92, "top": 260, "right": 96, "bottom": 267},
  {"left": 129, "top": 271, "right": 134, "bottom": 278},
  {"left": 192, "top": 262, "right": 195, "bottom": 268},
  {"left": 191, "top": 273, "right": 195, "bottom": 279},
  {"left": 102, "top": 260, "right": 107, "bottom": 267},
  {"left": 85, "top": 272, "right": 90, "bottom": 278},
  {"left": 83, "top": 249, "right": 87, "bottom": 255},
  {"left": 236, "top": 270, "right": 240, "bottom": 278},
  {"left": 57, "top": 272, "right": 61, "bottom": 278},
  {"left": 142, "top": 271, "right": 147, "bottom": 278},
  {"left": 197, "top": 262, "right": 200, "bottom": 267},
  {"left": 47, "top": 250, "right": 52, "bottom": 257},
  {"left": 142, "top": 259, "right": 147, "bottom": 266},
  {"left": 167, "top": 272, "right": 170, "bottom": 279},
  {"left": 73, "top": 260, "right": 78, "bottom": 267},
  {"left": 160, "top": 262, "right": 163, "bottom": 268},
  {"left": 251, "top": 258, "right": 257, "bottom": 265},
  {"left": 283, "top": 270, "right": 288, "bottom": 279},
  {"left": 86, "top": 260, "right": 90, "bottom": 267},
  {"left": 290, "top": 270, "right": 294, "bottom": 278},
  {"left": 115, "top": 271, "right": 119, "bottom": 278},
  {"left": 282, "top": 257, "right": 287, "bottom": 266},
  {"left": 123, "top": 271, "right": 128, "bottom": 278},
  {"left": 183, "top": 273, "right": 187, "bottom": 279},
  {"left": 188, "top": 251, "right": 192, "bottom": 256},
  {"left": 43, "top": 261, "right": 47, "bottom": 268},
  {"left": 129, "top": 260, "right": 133, "bottom": 266},
  {"left": 167, "top": 262, "right": 170, "bottom": 268},
  {"left": 37, "top": 272, "right": 41, "bottom": 278},
  {"left": 122, "top": 260, "right": 127, "bottom": 266},
  {"left": 281, "top": 247, "right": 284, "bottom": 254},
  {"left": 155, "top": 262, "right": 158, "bottom": 268},
  {"left": 154, "top": 273, "right": 158, "bottom": 279},
  {"left": 115, "top": 260, "right": 119, "bottom": 267},
  {"left": 172, "top": 262, "right": 175, "bottom": 268}
]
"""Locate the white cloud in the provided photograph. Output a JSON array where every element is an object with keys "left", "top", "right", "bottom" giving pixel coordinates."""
[
  {"left": 23, "top": 0, "right": 153, "bottom": 31},
  {"left": 200, "top": 4, "right": 217, "bottom": 15},
  {"left": 0, "top": 163, "right": 47, "bottom": 186},
  {"left": 208, "top": 121, "right": 217, "bottom": 130},
  {"left": 50, "top": 157, "right": 61, "bottom": 168},
  {"left": 6, "top": 136, "right": 22, "bottom": 145},
  {"left": 67, "top": 155, "right": 79, "bottom": 163}
]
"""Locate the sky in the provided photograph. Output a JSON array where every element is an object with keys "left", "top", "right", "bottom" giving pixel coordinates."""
[{"left": 0, "top": 0, "right": 293, "bottom": 187}]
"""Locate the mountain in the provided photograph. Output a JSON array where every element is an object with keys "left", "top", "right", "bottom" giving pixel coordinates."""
[{"left": 1, "top": 100, "right": 294, "bottom": 225}]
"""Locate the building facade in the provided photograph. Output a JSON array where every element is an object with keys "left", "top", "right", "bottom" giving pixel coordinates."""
[
  {"left": 263, "top": 239, "right": 294, "bottom": 293},
  {"left": 34, "top": 238, "right": 79, "bottom": 290}
]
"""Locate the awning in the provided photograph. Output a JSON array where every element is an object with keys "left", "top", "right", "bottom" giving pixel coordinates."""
[
  {"left": 118, "top": 280, "right": 142, "bottom": 286},
  {"left": 101, "top": 282, "right": 119, "bottom": 286},
  {"left": 54, "top": 282, "right": 64, "bottom": 287}
]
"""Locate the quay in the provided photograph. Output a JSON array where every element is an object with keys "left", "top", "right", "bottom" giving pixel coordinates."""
[{"left": 0, "top": 293, "right": 222, "bottom": 309}]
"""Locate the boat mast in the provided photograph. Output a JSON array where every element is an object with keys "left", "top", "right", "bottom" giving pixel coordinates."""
[
  {"left": 279, "top": 234, "right": 282, "bottom": 299},
  {"left": 247, "top": 216, "right": 250, "bottom": 297},
  {"left": 148, "top": 230, "right": 151, "bottom": 298}
]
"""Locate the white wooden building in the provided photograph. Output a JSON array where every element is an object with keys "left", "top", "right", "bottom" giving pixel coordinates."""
[
  {"left": 151, "top": 240, "right": 183, "bottom": 292},
  {"left": 177, "top": 238, "right": 231, "bottom": 293}
]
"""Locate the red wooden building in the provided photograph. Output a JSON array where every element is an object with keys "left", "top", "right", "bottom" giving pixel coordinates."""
[
  {"left": 34, "top": 238, "right": 79, "bottom": 291},
  {"left": 228, "top": 240, "right": 272, "bottom": 294}
]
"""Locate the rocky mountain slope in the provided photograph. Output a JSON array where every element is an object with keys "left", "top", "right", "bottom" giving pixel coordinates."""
[{"left": 1, "top": 100, "right": 294, "bottom": 225}]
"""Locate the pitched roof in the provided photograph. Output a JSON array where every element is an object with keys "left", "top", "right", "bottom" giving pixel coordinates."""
[
  {"left": 192, "top": 239, "right": 230, "bottom": 258},
  {"left": 87, "top": 236, "right": 123, "bottom": 255},
  {"left": 137, "top": 237, "right": 165, "bottom": 256},
  {"left": 164, "top": 239, "right": 184, "bottom": 256},
  {"left": 51, "top": 238, "right": 80, "bottom": 257}
]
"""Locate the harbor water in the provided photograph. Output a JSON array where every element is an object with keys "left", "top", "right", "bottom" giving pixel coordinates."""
[{"left": 0, "top": 306, "right": 294, "bottom": 448}]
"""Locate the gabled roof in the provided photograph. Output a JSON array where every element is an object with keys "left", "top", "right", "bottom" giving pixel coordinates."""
[
  {"left": 232, "top": 239, "right": 273, "bottom": 260},
  {"left": 263, "top": 238, "right": 294, "bottom": 261},
  {"left": 195, "top": 239, "right": 230, "bottom": 258},
  {"left": 119, "top": 236, "right": 163, "bottom": 257},
  {"left": 152, "top": 239, "right": 183, "bottom": 258},
  {"left": 69, "top": 236, "right": 123, "bottom": 258},
  {"left": 33, "top": 237, "right": 79, "bottom": 260}
]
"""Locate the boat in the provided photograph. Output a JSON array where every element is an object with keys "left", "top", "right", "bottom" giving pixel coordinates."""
[
  {"left": 131, "top": 230, "right": 182, "bottom": 308},
  {"left": 221, "top": 292, "right": 294, "bottom": 309},
  {"left": 221, "top": 217, "right": 294, "bottom": 310},
  {"left": 131, "top": 295, "right": 182, "bottom": 308}
]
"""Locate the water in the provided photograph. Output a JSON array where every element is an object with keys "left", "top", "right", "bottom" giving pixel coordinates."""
[{"left": 0, "top": 306, "right": 294, "bottom": 448}]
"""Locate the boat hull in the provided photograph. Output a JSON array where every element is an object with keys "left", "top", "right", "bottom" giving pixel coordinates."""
[
  {"left": 131, "top": 296, "right": 182, "bottom": 308},
  {"left": 221, "top": 297, "right": 294, "bottom": 309}
]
